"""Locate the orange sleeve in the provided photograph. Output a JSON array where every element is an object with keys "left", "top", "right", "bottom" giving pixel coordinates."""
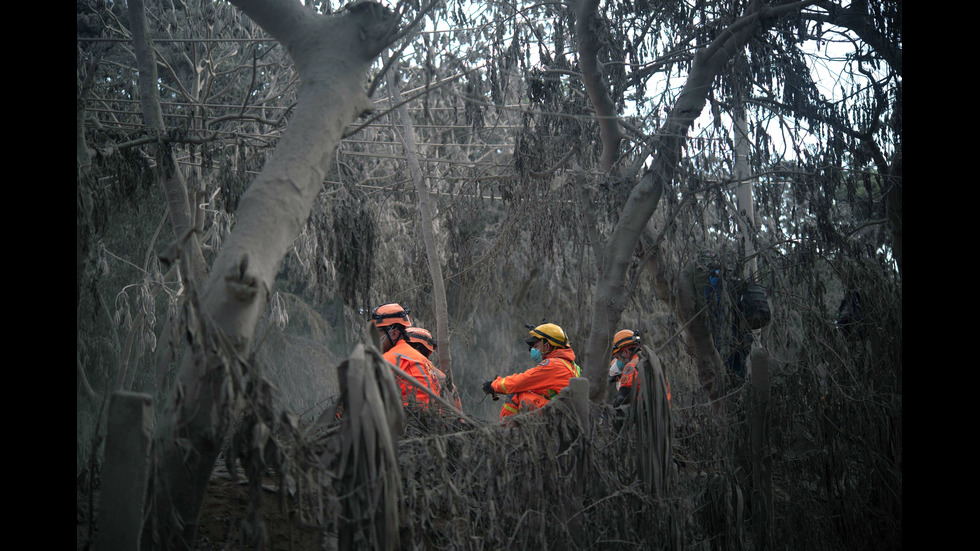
[{"left": 493, "top": 360, "right": 566, "bottom": 394}]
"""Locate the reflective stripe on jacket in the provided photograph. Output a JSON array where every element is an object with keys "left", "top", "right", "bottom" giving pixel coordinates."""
[
  {"left": 492, "top": 347, "right": 579, "bottom": 419},
  {"left": 384, "top": 340, "right": 441, "bottom": 408}
]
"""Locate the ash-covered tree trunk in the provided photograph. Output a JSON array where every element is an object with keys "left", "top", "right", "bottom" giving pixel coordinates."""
[
  {"left": 734, "top": 104, "right": 759, "bottom": 280},
  {"left": 127, "top": 0, "right": 208, "bottom": 286},
  {"left": 141, "top": 1, "right": 398, "bottom": 547},
  {"left": 576, "top": 0, "right": 624, "bottom": 172},
  {"left": 387, "top": 60, "right": 458, "bottom": 398},
  {"left": 577, "top": 0, "right": 816, "bottom": 403},
  {"left": 643, "top": 239, "right": 726, "bottom": 413}
]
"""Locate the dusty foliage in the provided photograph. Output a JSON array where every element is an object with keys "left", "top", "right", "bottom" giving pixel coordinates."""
[
  {"left": 81, "top": 251, "right": 900, "bottom": 551},
  {"left": 84, "top": 256, "right": 899, "bottom": 551},
  {"left": 188, "top": 260, "right": 900, "bottom": 551},
  {"left": 81, "top": 282, "right": 900, "bottom": 551},
  {"left": 198, "top": 346, "right": 685, "bottom": 550}
]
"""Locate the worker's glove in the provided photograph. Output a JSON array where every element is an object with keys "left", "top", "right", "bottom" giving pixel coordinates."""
[
  {"left": 613, "top": 386, "right": 630, "bottom": 408},
  {"left": 481, "top": 379, "right": 500, "bottom": 401}
]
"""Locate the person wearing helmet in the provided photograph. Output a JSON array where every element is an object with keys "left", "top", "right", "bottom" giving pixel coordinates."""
[
  {"left": 609, "top": 329, "right": 671, "bottom": 408},
  {"left": 610, "top": 329, "right": 642, "bottom": 408},
  {"left": 482, "top": 322, "right": 581, "bottom": 420},
  {"left": 405, "top": 326, "right": 462, "bottom": 410},
  {"left": 371, "top": 303, "right": 441, "bottom": 408},
  {"left": 404, "top": 326, "right": 437, "bottom": 359}
]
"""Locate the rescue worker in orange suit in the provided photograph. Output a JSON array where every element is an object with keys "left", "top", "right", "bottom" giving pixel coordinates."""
[
  {"left": 370, "top": 303, "right": 441, "bottom": 408},
  {"left": 609, "top": 329, "right": 670, "bottom": 408},
  {"left": 482, "top": 322, "right": 581, "bottom": 420},
  {"left": 404, "top": 326, "right": 462, "bottom": 410}
]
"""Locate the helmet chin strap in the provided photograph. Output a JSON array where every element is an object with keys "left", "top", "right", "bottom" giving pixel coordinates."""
[{"left": 381, "top": 327, "right": 397, "bottom": 349}]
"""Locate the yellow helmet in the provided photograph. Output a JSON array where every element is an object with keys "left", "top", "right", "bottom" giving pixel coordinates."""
[
  {"left": 612, "top": 329, "right": 640, "bottom": 354},
  {"left": 525, "top": 322, "right": 570, "bottom": 349},
  {"left": 371, "top": 303, "right": 412, "bottom": 328},
  {"left": 405, "top": 326, "right": 436, "bottom": 355}
]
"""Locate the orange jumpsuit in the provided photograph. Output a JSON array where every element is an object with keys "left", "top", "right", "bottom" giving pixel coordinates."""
[
  {"left": 491, "top": 347, "right": 580, "bottom": 419},
  {"left": 384, "top": 340, "right": 441, "bottom": 408}
]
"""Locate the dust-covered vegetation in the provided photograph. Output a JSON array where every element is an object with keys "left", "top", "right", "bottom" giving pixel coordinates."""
[{"left": 78, "top": 0, "right": 900, "bottom": 549}]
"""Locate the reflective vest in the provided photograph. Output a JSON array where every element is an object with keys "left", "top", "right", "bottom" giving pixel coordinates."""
[{"left": 384, "top": 340, "right": 441, "bottom": 408}]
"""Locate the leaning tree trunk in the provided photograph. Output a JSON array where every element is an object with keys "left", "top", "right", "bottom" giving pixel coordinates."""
[
  {"left": 141, "top": 1, "right": 398, "bottom": 547},
  {"left": 578, "top": 0, "right": 816, "bottom": 403},
  {"left": 734, "top": 102, "right": 759, "bottom": 280},
  {"left": 386, "top": 59, "right": 457, "bottom": 396},
  {"left": 127, "top": 0, "right": 208, "bottom": 286},
  {"left": 644, "top": 244, "right": 726, "bottom": 414},
  {"left": 884, "top": 147, "right": 902, "bottom": 276},
  {"left": 576, "top": 0, "right": 624, "bottom": 172}
]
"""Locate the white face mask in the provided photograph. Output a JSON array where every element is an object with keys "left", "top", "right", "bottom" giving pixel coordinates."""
[{"left": 609, "top": 358, "right": 625, "bottom": 377}]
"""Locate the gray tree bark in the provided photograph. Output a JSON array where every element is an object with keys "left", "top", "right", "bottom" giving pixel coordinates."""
[
  {"left": 644, "top": 246, "right": 726, "bottom": 414},
  {"left": 95, "top": 392, "right": 154, "bottom": 551},
  {"left": 576, "top": 0, "right": 624, "bottom": 172},
  {"left": 387, "top": 61, "right": 457, "bottom": 396},
  {"left": 141, "top": 1, "right": 398, "bottom": 547},
  {"left": 127, "top": 0, "right": 209, "bottom": 286},
  {"left": 734, "top": 106, "right": 759, "bottom": 280}
]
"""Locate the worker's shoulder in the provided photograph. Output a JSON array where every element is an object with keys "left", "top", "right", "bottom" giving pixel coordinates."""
[{"left": 391, "top": 342, "right": 428, "bottom": 365}]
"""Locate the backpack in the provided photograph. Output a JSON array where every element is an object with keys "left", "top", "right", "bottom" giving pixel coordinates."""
[
  {"left": 835, "top": 289, "right": 863, "bottom": 339},
  {"left": 735, "top": 282, "right": 771, "bottom": 330}
]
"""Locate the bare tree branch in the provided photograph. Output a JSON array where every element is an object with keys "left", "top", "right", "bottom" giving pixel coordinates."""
[{"left": 576, "top": 0, "right": 625, "bottom": 172}]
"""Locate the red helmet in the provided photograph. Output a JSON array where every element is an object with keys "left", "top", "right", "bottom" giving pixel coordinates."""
[
  {"left": 371, "top": 303, "right": 411, "bottom": 328},
  {"left": 405, "top": 326, "right": 437, "bottom": 354},
  {"left": 612, "top": 329, "right": 640, "bottom": 354}
]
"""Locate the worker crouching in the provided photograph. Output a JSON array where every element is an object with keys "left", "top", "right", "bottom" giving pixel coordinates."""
[
  {"left": 404, "top": 325, "right": 463, "bottom": 410},
  {"left": 609, "top": 329, "right": 671, "bottom": 408},
  {"left": 483, "top": 322, "right": 581, "bottom": 420},
  {"left": 371, "top": 303, "right": 442, "bottom": 409}
]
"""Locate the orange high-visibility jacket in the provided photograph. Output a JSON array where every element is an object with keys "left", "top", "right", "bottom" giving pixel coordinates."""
[
  {"left": 384, "top": 340, "right": 441, "bottom": 408},
  {"left": 491, "top": 347, "right": 580, "bottom": 419},
  {"left": 618, "top": 351, "right": 671, "bottom": 405},
  {"left": 619, "top": 355, "right": 640, "bottom": 390}
]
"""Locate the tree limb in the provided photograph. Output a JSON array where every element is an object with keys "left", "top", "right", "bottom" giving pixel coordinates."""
[
  {"left": 387, "top": 55, "right": 457, "bottom": 395},
  {"left": 576, "top": 0, "right": 625, "bottom": 172},
  {"left": 810, "top": 0, "right": 902, "bottom": 76},
  {"left": 127, "top": 0, "right": 209, "bottom": 286}
]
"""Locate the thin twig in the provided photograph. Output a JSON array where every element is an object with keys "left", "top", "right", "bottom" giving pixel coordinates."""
[{"left": 344, "top": 67, "right": 482, "bottom": 138}]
